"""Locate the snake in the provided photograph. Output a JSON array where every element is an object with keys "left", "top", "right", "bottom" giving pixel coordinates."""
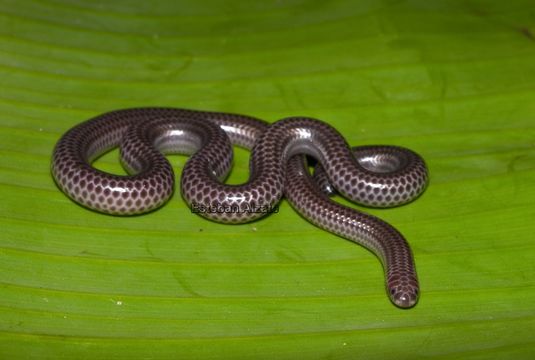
[{"left": 51, "top": 107, "right": 428, "bottom": 308}]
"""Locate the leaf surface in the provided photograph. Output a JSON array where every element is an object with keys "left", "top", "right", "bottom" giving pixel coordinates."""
[{"left": 1, "top": 0, "right": 535, "bottom": 358}]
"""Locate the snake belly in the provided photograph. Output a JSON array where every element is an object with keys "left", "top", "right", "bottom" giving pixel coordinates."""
[{"left": 51, "top": 107, "right": 428, "bottom": 308}]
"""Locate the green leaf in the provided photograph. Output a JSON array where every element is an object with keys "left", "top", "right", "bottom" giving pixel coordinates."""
[{"left": 1, "top": 0, "right": 535, "bottom": 358}]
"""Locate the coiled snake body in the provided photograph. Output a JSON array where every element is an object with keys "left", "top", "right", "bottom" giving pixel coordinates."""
[{"left": 51, "top": 108, "right": 428, "bottom": 308}]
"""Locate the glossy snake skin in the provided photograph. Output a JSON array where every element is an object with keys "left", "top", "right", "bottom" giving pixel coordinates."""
[{"left": 51, "top": 107, "right": 428, "bottom": 308}]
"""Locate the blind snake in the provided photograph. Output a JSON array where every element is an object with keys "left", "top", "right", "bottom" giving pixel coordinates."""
[{"left": 51, "top": 108, "right": 428, "bottom": 308}]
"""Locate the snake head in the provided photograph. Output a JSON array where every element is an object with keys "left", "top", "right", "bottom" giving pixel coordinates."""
[{"left": 389, "top": 285, "right": 419, "bottom": 308}]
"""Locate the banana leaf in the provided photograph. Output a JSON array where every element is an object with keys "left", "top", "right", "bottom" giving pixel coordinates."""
[{"left": 1, "top": 0, "right": 534, "bottom": 358}]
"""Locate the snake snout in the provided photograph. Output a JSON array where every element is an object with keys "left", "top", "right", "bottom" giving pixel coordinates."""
[{"left": 391, "top": 289, "right": 419, "bottom": 309}]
